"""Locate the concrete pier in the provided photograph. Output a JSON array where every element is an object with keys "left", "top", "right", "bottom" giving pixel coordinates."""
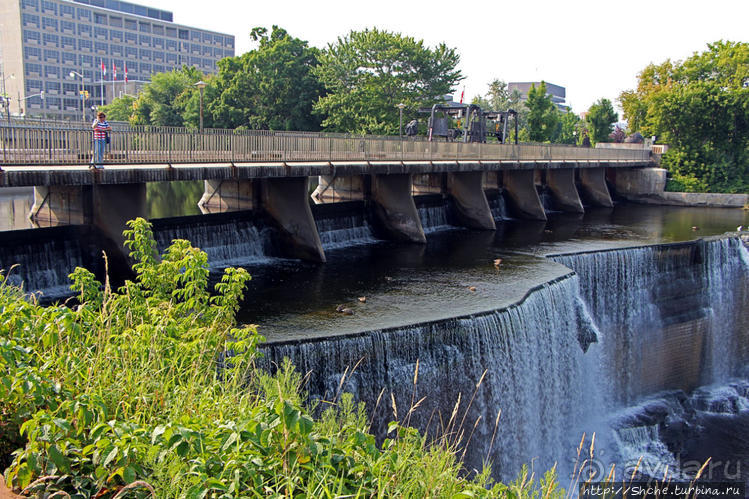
[
  {"left": 447, "top": 172, "right": 496, "bottom": 230},
  {"left": 261, "top": 177, "right": 326, "bottom": 262},
  {"left": 371, "top": 174, "right": 426, "bottom": 243},
  {"left": 546, "top": 168, "right": 584, "bottom": 213},
  {"left": 199, "top": 179, "right": 255, "bottom": 213},
  {"left": 502, "top": 170, "right": 547, "bottom": 221},
  {"left": 579, "top": 168, "right": 614, "bottom": 208}
]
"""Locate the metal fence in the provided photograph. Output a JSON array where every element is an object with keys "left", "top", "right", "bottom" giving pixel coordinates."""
[{"left": 0, "top": 125, "right": 652, "bottom": 166}]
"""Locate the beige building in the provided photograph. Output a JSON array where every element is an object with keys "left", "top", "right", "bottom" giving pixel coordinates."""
[{"left": 0, "top": 0, "right": 234, "bottom": 120}]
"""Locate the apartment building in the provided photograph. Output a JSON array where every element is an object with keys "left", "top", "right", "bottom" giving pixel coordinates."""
[{"left": 0, "top": 0, "right": 234, "bottom": 120}]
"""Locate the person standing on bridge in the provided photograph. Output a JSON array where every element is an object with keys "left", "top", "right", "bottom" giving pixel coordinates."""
[{"left": 91, "top": 112, "right": 111, "bottom": 169}]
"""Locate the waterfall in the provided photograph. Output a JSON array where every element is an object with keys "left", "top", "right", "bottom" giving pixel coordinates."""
[
  {"left": 418, "top": 204, "right": 457, "bottom": 234},
  {"left": 315, "top": 214, "right": 380, "bottom": 250},
  {"left": 153, "top": 216, "right": 274, "bottom": 268},
  {"left": 487, "top": 193, "right": 510, "bottom": 222},
  {"left": 260, "top": 274, "right": 604, "bottom": 479}
]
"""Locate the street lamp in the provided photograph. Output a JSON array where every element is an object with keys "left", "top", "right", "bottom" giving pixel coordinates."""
[
  {"left": 397, "top": 103, "right": 405, "bottom": 139},
  {"left": 194, "top": 80, "right": 207, "bottom": 133},
  {"left": 69, "top": 71, "right": 85, "bottom": 122}
]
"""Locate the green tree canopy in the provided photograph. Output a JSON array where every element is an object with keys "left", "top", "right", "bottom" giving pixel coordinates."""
[
  {"left": 209, "top": 26, "right": 324, "bottom": 130},
  {"left": 585, "top": 98, "right": 618, "bottom": 144},
  {"left": 313, "top": 28, "right": 463, "bottom": 135},
  {"left": 619, "top": 40, "right": 749, "bottom": 192},
  {"left": 524, "top": 82, "right": 559, "bottom": 142},
  {"left": 128, "top": 66, "right": 205, "bottom": 126},
  {"left": 99, "top": 94, "right": 136, "bottom": 122}
]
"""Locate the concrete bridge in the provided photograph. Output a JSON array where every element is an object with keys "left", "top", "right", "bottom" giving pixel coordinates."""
[{"left": 0, "top": 125, "right": 656, "bottom": 263}]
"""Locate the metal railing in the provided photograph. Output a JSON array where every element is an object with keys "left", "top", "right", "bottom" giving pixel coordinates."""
[{"left": 0, "top": 125, "right": 652, "bottom": 166}]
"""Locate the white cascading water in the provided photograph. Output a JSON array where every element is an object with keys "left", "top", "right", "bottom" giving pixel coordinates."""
[
  {"left": 261, "top": 236, "right": 749, "bottom": 484},
  {"left": 417, "top": 204, "right": 456, "bottom": 234},
  {"left": 1, "top": 238, "right": 85, "bottom": 299},
  {"left": 154, "top": 221, "right": 274, "bottom": 268},
  {"left": 315, "top": 214, "right": 380, "bottom": 250}
]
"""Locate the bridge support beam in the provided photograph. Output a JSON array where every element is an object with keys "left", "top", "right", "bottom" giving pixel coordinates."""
[
  {"left": 30, "top": 185, "right": 90, "bottom": 226},
  {"left": 261, "top": 177, "right": 325, "bottom": 263},
  {"left": 371, "top": 174, "right": 426, "bottom": 243},
  {"left": 312, "top": 175, "right": 366, "bottom": 203},
  {"left": 579, "top": 168, "right": 614, "bottom": 208},
  {"left": 198, "top": 179, "right": 255, "bottom": 213},
  {"left": 92, "top": 183, "right": 147, "bottom": 253},
  {"left": 502, "top": 170, "right": 547, "bottom": 221},
  {"left": 609, "top": 167, "right": 667, "bottom": 201},
  {"left": 546, "top": 168, "right": 584, "bottom": 213},
  {"left": 447, "top": 172, "right": 496, "bottom": 230}
]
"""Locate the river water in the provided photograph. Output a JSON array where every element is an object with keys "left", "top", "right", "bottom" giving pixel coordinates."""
[{"left": 1, "top": 183, "right": 748, "bottom": 490}]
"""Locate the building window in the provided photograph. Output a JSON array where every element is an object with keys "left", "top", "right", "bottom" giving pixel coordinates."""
[
  {"left": 139, "top": 35, "right": 151, "bottom": 46},
  {"left": 125, "top": 32, "right": 136, "bottom": 44},
  {"left": 190, "top": 56, "right": 201, "bottom": 67},
  {"left": 78, "top": 24, "right": 92, "bottom": 37},
  {"left": 153, "top": 64, "right": 164, "bottom": 74},
  {"left": 62, "top": 52, "right": 76, "bottom": 65},
  {"left": 178, "top": 29, "right": 188, "bottom": 40},
  {"left": 77, "top": 8, "right": 91, "bottom": 21},
  {"left": 22, "top": 14, "right": 40, "bottom": 28},
  {"left": 152, "top": 24, "right": 163, "bottom": 35},
  {"left": 44, "top": 65, "right": 60, "bottom": 79},
  {"left": 124, "top": 18, "right": 137, "bottom": 31},
  {"left": 60, "top": 3, "right": 74, "bottom": 17},
  {"left": 42, "top": 33, "right": 59, "bottom": 47},
  {"left": 110, "top": 30, "right": 123, "bottom": 43},
  {"left": 153, "top": 38, "right": 163, "bottom": 49},
  {"left": 42, "top": 17, "right": 58, "bottom": 30},
  {"left": 22, "top": 0, "right": 39, "bottom": 10},
  {"left": 110, "top": 45, "right": 123, "bottom": 57},
  {"left": 166, "top": 27, "right": 177, "bottom": 38},
  {"left": 190, "top": 31, "right": 201, "bottom": 42},
  {"left": 44, "top": 81, "right": 61, "bottom": 94},
  {"left": 61, "top": 36, "right": 75, "bottom": 49},
  {"left": 26, "top": 80, "right": 43, "bottom": 92},
  {"left": 152, "top": 51, "right": 164, "bottom": 62},
  {"left": 226, "top": 38, "right": 234, "bottom": 49},
  {"left": 64, "top": 98, "right": 78, "bottom": 110},
  {"left": 23, "top": 30, "right": 41, "bottom": 44},
  {"left": 79, "top": 39, "right": 92, "bottom": 52},
  {"left": 95, "top": 27, "right": 108, "bottom": 39},
  {"left": 139, "top": 49, "right": 151, "bottom": 60},
  {"left": 125, "top": 47, "right": 137, "bottom": 59},
  {"left": 202, "top": 46, "right": 211, "bottom": 56},
  {"left": 94, "top": 13, "right": 107, "bottom": 25},
  {"left": 166, "top": 39, "right": 177, "bottom": 51},
  {"left": 140, "top": 63, "right": 151, "bottom": 74},
  {"left": 80, "top": 55, "right": 93, "bottom": 67},
  {"left": 190, "top": 43, "right": 200, "bottom": 55},
  {"left": 41, "top": 0, "right": 56, "bottom": 14},
  {"left": 95, "top": 42, "right": 108, "bottom": 55},
  {"left": 213, "top": 47, "right": 222, "bottom": 58},
  {"left": 43, "top": 49, "right": 59, "bottom": 63},
  {"left": 25, "top": 46, "right": 42, "bottom": 60},
  {"left": 166, "top": 53, "right": 177, "bottom": 65},
  {"left": 109, "top": 16, "right": 122, "bottom": 28},
  {"left": 139, "top": 22, "right": 151, "bottom": 33},
  {"left": 61, "top": 20, "right": 75, "bottom": 33}
]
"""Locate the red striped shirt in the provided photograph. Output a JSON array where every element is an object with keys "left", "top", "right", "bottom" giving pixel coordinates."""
[{"left": 93, "top": 120, "right": 110, "bottom": 140}]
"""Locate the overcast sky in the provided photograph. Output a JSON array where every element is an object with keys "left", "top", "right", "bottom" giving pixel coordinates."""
[{"left": 156, "top": 0, "right": 747, "bottom": 116}]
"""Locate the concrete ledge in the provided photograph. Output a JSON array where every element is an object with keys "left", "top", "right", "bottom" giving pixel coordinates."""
[{"left": 644, "top": 192, "right": 749, "bottom": 208}]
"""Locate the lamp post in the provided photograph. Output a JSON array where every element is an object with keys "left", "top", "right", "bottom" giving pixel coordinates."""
[
  {"left": 69, "top": 71, "right": 85, "bottom": 122},
  {"left": 194, "top": 80, "right": 207, "bottom": 133},
  {"left": 397, "top": 103, "right": 405, "bottom": 139}
]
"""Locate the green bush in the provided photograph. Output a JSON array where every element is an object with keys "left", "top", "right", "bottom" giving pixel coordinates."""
[{"left": 1, "top": 218, "right": 565, "bottom": 497}]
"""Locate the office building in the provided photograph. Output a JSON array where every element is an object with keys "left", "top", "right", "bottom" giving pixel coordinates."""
[
  {"left": 0, "top": 0, "right": 234, "bottom": 120},
  {"left": 507, "top": 82, "right": 568, "bottom": 111}
]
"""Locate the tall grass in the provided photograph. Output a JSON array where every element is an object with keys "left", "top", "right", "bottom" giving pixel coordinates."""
[{"left": 0, "top": 218, "right": 566, "bottom": 497}]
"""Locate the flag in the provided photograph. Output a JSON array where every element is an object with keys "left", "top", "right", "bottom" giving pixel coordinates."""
[
  {"left": 459, "top": 87, "right": 464, "bottom": 104},
  {"left": 101, "top": 59, "right": 106, "bottom": 77},
  {"left": 113, "top": 62, "right": 117, "bottom": 81},
  {"left": 124, "top": 62, "right": 128, "bottom": 83}
]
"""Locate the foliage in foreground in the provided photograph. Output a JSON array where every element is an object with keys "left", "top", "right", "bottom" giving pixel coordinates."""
[{"left": 0, "top": 218, "right": 564, "bottom": 497}]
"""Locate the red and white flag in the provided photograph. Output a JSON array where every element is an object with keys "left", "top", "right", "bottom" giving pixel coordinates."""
[
  {"left": 459, "top": 87, "right": 465, "bottom": 104},
  {"left": 101, "top": 59, "right": 106, "bottom": 77},
  {"left": 112, "top": 62, "right": 117, "bottom": 81},
  {"left": 124, "top": 62, "right": 128, "bottom": 83}
]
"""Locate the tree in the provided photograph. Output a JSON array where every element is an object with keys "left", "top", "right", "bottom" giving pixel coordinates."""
[
  {"left": 129, "top": 67, "right": 205, "bottom": 127},
  {"left": 586, "top": 98, "right": 617, "bottom": 144},
  {"left": 209, "top": 26, "right": 324, "bottom": 130},
  {"left": 556, "top": 111, "right": 581, "bottom": 145},
  {"left": 99, "top": 94, "right": 136, "bottom": 122},
  {"left": 313, "top": 28, "right": 463, "bottom": 135},
  {"left": 524, "top": 82, "right": 559, "bottom": 142},
  {"left": 619, "top": 40, "right": 749, "bottom": 192}
]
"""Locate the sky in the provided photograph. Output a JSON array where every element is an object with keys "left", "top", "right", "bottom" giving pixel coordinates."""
[{"left": 155, "top": 0, "right": 747, "bottom": 117}]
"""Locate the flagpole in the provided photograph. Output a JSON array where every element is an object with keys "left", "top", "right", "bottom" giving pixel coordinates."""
[{"left": 100, "top": 59, "right": 104, "bottom": 106}]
